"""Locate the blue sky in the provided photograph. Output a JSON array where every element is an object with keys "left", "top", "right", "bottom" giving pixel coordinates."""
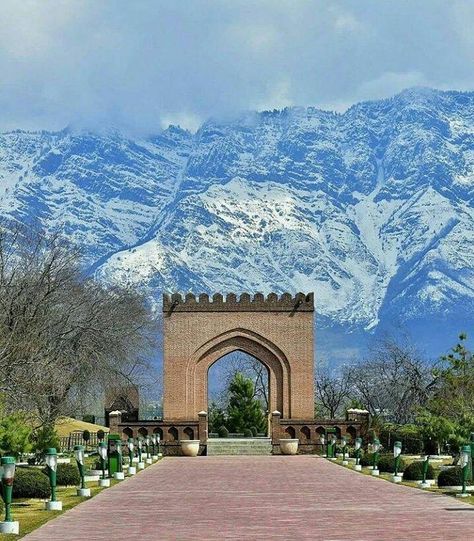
[{"left": 1, "top": 0, "right": 473, "bottom": 134}]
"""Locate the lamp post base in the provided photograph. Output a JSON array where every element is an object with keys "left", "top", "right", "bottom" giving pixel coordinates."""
[
  {"left": 152, "top": 455, "right": 158, "bottom": 461},
  {"left": 392, "top": 475, "right": 402, "bottom": 483},
  {"left": 0, "top": 521, "right": 19, "bottom": 534},
  {"left": 146, "top": 458, "right": 152, "bottom": 464},
  {"left": 420, "top": 482, "right": 430, "bottom": 489},
  {"left": 132, "top": 457, "right": 139, "bottom": 463},
  {"left": 456, "top": 493, "right": 469, "bottom": 498},
  {"left": 128, "top": 466, "right": 137, "bottom": 475},
  {"left": 99, "top": 478, "right": 110, "bottom": 487},
  {"left": 342, "top": 460, "right": 349, "bottom": 465},
  {"left": 113, "top": 472, "right": 125, "bottom": 480},
  {"left": 371, "top": 469, "right": 380, "bottom": 476},
  {"left": 158, "top": 453, "right": 163, "bottom": 457},
  {"left": 354, "top": 464, "right": 362, "bottom": 471},
  {"left": 77, "top": 488, "right": 91, "bottom": 497},
  {"left": 45, "top": 500, "right": 63, "bottom": 511},
  {"left": 138, "top": 462, "right": 145, "bottom": 470}
]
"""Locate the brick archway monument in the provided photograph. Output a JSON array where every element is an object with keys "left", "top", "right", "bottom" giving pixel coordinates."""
[
  {"left": 163, "top": 292, "right": 315, "bottom": 423},
  {"left": 110, "top": 291, "right": 367, "bottom": 454}
]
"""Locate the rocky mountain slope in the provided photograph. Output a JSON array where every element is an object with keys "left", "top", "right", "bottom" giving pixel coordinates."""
[{"left": 1, "top": 87, "right": 473, "bottom": 358}]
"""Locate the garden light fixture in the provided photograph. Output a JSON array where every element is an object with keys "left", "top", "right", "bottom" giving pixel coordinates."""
[
  {"left": 0, "top": 456, "right": 19, "bottom": 534},
  {"left": 457, "top": 445, "right": 471, "bottom": 498},
  {"left": 138, "top": 438, "right": 145, "bottom": 469},
  {"left": 341, "top": 436, "right": 348, "bottom": 464},
  {"left": 371, "top": 438, "right": 380, "bottom": 476},
  {"left": 354, "top": 437, "right": 362, "bottom": 471},
  {"left": 392, "top": 441, "right": 403, "bottom": 482},
  {"left": 45, "top": 448, "right": 62, "bottom": 511},
  {"left": 420, "top": 455, "right": 430, "bottom": 488},
  {"left": 127, "top": 438, "right": 137, "bottom": 475},
  {"left": 98, "top": 442, "right": 110, "bottom": 487},
  {"left": 74, "top": 445, "right": 91, "bottom": 497},
  {"left": 319, "top": 434, "right": 326, "bottom": 457}
]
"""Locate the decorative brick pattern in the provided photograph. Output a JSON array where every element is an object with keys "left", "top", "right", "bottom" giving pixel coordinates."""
[{"left": 23, "top": 456, "right": 474, "bottom": 540}]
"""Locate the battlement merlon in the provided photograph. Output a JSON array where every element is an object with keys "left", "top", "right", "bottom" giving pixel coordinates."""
[{"left": 162, "top": 292, "right": 314, "bottom": 313}]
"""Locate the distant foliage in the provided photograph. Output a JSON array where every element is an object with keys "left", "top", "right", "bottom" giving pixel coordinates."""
[
  {"left": 0, "top": 412, "right": 32, "bottom": 456},
  {"left": 217, "top": 426, "right": 229, "bottom": 438}
]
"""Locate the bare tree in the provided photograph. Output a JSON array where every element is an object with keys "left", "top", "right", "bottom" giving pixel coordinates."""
[
  {"left": 315, "top": 369, "right": 351, "bottom": 419},
  {"left": 0, "top": 221, "right": 158, "bottom": 428},
  {"left": 344, "top": 336, "right": 431, "bottom": 424}
]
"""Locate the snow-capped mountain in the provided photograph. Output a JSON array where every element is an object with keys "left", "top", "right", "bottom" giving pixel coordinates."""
[{"left": 1, "top": 87, "right": 474, "bottom": 358}]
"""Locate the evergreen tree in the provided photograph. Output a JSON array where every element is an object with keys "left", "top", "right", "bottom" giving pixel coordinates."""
[{"left": 226, "top": 373, "right": 266, "bottom": 434}]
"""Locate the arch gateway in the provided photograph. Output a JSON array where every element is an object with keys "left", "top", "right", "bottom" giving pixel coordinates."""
[{"left": 108, "top": 292, "right": 368, "bottom": 454}]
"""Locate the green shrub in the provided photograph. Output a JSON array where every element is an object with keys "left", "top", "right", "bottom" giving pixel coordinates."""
[
  {"left": 403, "top": 460, "right": 435, "bottom": 481},
  {"left": 438, "top": 467, "right": 472, "bottom": 487},
  {"left": 243, "top": 428, "right": 253, "bottom": 437},
  {"left": 360, "top": 453, "right": 406, "bottom": 472},
  {"left": 217, "top": 426, "right": 229, "bottom": 438},
  {"left": 42, "top": 463, "right": 80, "bottom": 486},
  {"left": 378, "top": 454, "right": 406, "bottom": 473},
  {"left": 97, "top": 429, "right": 105, "bottom": 441},
  {"left": 12, "top": 467, "right": 50, "bottom": 499}
]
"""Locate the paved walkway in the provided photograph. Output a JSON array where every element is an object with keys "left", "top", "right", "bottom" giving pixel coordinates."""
[{"left": 24, "top": 456, "right": 474, "bottom": 540}]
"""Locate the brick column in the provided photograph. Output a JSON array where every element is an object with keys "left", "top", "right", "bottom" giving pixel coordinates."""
[
  {"left": 198, "top": 410, "right": 208, "bottom": 444},
  {"left": 271, "top": 410, "right": 281, "bottom": 444},
  {"left": 108, "top": 410, "right": 122, "bottom": 436}
]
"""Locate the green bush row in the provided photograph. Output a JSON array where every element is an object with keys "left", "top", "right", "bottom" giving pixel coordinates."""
[
  {"left": 402, "top": 460, "right": 435, "bottom": 481},
  {"left": 438, "top": 467, "right": 473, "bottom": 487},
  {"left": 360, "top": 453, "right": 406, "bottom": 472}
]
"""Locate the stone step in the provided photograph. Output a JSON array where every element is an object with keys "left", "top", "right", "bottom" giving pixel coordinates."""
[{"left": 207, "top": 438, "right": 272, "bottom": 456}]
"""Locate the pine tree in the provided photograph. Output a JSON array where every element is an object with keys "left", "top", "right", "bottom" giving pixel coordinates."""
[{"left": 226, "top": 373, "right": 266, "bottom": 434}]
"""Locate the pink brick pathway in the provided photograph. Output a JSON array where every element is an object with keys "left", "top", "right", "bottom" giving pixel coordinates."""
[{"left": 23, "top": 456, "right": 474, "bottom": 540}]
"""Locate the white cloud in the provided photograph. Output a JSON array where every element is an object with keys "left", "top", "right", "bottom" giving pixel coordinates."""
[{"left": 0, "top": 0, "right": 472, "bottom": 134}]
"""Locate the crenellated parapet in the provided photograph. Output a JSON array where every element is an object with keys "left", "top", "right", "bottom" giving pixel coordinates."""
[{"left": 163, "top": 292, "right": 314, "bottom": 313}]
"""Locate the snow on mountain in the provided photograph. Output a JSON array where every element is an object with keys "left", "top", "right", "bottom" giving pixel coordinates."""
[{"left": 1, "top": 88, "right": 474, "bottom": 357}]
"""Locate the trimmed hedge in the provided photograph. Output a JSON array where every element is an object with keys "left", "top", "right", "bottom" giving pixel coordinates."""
[
  {"left": 243, "top": 428, "right": 253, "bottom": 437},
  {"left": 360, "top": 453, "right": 406, "bottom": 472},
  {"left": 13, "top": 467, "right": 50, "bottom": 499},
  {"left": 42, "top": 463, "right": 80, "bottom": 486},
  {"left": 438, "top": 467, "right": 472, "bottom": 487},
  {"left": 402, "top": 460, "right": 435, "bottom": 481}
]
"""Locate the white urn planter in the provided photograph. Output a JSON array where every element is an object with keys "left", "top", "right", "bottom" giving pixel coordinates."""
[
  {"left": 181, "top": 440, "right": 200, "bottom": 457},
  {"left": 279, "top": 438, "right": 299, "bottom": 455}
]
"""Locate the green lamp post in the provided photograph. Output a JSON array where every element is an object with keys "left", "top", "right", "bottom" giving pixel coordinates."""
[
  {"left": 420, "top": 454, "right": 431, "bottom": 488},
  {"left": 74, "top": 445, "right": 90, "bottom": 497},
  {"left": 45, "top": 448, "right": 62, "bottom": 511},
  {"left": 354, "top": 437, "right": 362, "bottom": 471},
  {"left": 457, "top": 445, "right": 472, "bottom": 498},
  {"left": 151, "top": 434, "right": 158, "bottom": 460},
  {"left": 127, "top": 439, "right": 137, "bottom": 475},
  {"left": 392, "top": 441, "right": 403, "bottom": 482},
  {"left": 138, "top": 438, "right": 145, "bottom": 469},
  {"left": 341, "top": 436, "right": 348, "bottom": 465},
  {"left": 145, "top": 436, "right": 152, "bottom": 464},
  {"left": 98, "top": 442, "right": 110, "bottom": 487},
  {"left": 371, "top": 438, "right": 381, "bottom": 476},
  {"left": 329, "top": 434, "right": 337, "bottom": 460},
  {"left": 319, "top": 434, "right": 326, "bottom": 457},
  {"left": 0, "top": 456, "right": 19, "bottom": 535},
  {"left": 157, "top": 433, "right": 163, "bottom": 457}
]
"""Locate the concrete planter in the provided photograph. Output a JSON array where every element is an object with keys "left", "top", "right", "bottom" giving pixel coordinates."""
[
  {"left": 279, "top": 439, "right": 299, "bottom": 455},
  {"left": 181, "top": 440, "right": 200, "bottom": 457},
  {"left": 98, "top": 478, "right": 110, "bottom": 487},
  {"left": 128, "top": 466, "right": 137, "bottom": 475},
  {"left": 77, "top": 488, "right": 91, "bottom": 497}
]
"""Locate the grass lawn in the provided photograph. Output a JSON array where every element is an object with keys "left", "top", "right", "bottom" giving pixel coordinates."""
[
  {"left": 0, "top": 480, "right": 118, "bottom": 541},
  {"left": 332, "top": 456, "right": 474, "bottom": 505},
  {"left": 0, "top": 458, "right": 160, "bottom": 540}
]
